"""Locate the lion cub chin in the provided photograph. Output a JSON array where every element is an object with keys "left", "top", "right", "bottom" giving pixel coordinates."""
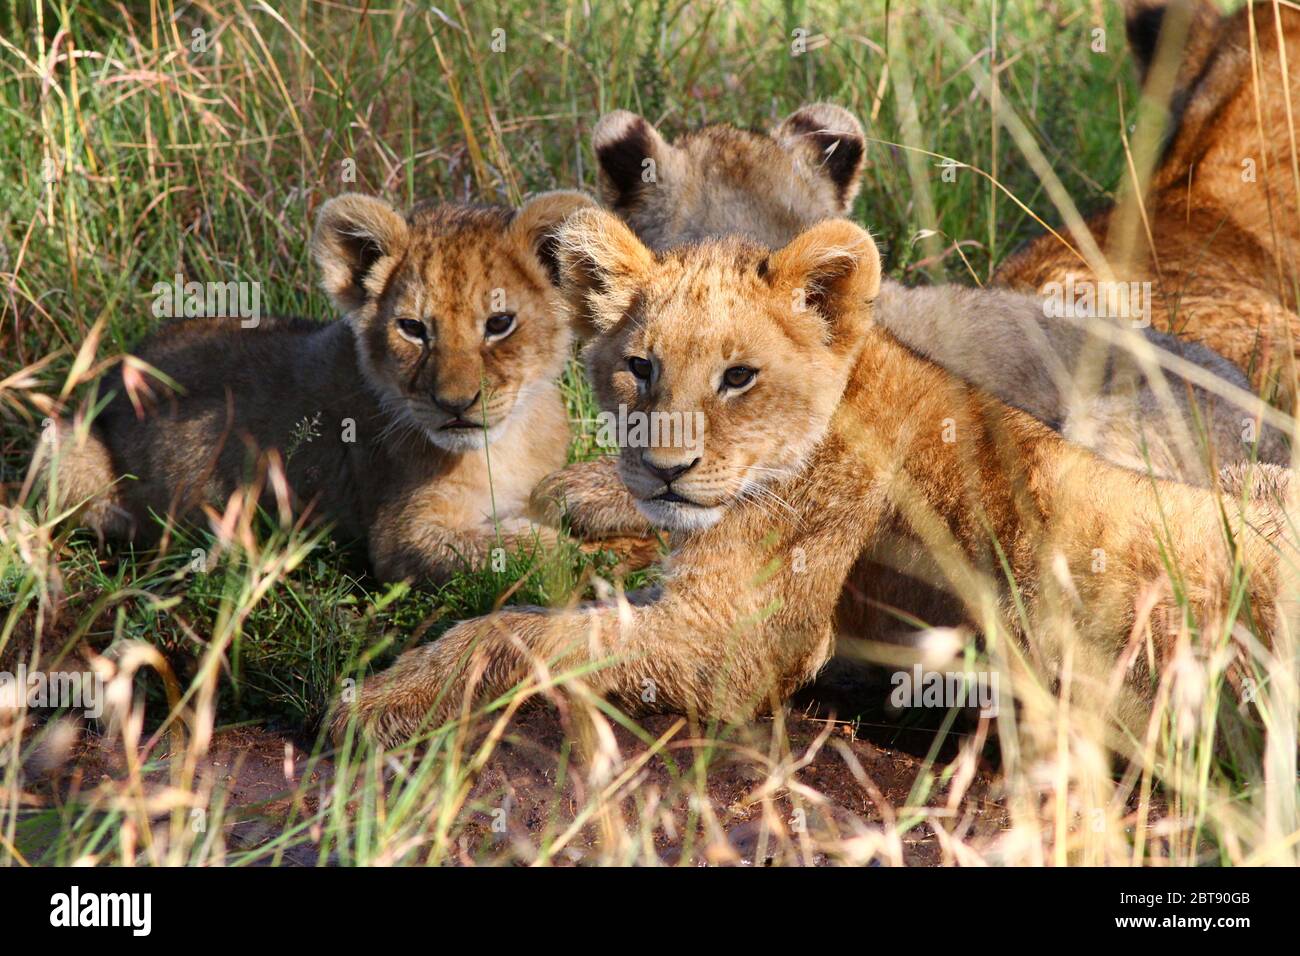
[
  {"left": 41, "top": 191, "right": 597, "bottom": 583},
  {"left": 584, "top": 102, "right": 1283, "bottom": 484}
]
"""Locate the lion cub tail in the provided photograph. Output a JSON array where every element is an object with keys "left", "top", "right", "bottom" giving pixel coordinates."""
[{"left": 31, "top": 418, "right": 133, "bottom": 540}]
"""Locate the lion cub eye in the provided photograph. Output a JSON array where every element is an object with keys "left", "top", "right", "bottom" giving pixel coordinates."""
[
  {"left": 484, "top": 312, "right": 516, "bottom": 340},
  {"left": 396, "top": 319, "right": 428, "bottom": 344},
  {"left": 721, "top": 365, "right": 757, "bottom": 392},
  {"left": 626, "top": 356, "right": 653, "bottom": 381}
]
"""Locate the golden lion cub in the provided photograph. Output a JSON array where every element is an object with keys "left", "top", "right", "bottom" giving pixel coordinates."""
[
  {"left": 41, "top": 191, "right": 595, "bottom": 582},
  {"left": 586, "top": 102, "right": 1284, "bottom": 483},
  {"left": 342, "top": 211, "right": 1295, "bottom": 747}
]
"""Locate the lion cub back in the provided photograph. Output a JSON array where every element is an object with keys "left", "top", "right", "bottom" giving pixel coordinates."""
[
  {"left": 996, "top": 0, "right": 1300, "bottom": 414},
  {"left": 72, "top": 315, "right": 390, "bottom": 542}
]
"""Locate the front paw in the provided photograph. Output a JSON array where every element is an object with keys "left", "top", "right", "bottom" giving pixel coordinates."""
[
  {"left": 332, "top": 612, "right": 545, "bottom": 749},
  {"left": 495, "top": 515, "right": 554, "bottom": 538},
  {"left": 332, "top": 641, "right": 454, "bottom": 749},
  {"left": 529, "top": 466, "right": 575, "bottom": 527},
  {"left": 531, "top": 458, "right": 653, "bottom": 537},
  {"left": 493, "top": 517, "right": 562, "bottom": 553},
  {"left": 579, "top": 533, "right": 664, "bottom": 573}
]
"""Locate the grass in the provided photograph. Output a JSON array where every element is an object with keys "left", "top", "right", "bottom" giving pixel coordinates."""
[{"left": 0, "top": 0, "right": 1296, "bottom": 866}]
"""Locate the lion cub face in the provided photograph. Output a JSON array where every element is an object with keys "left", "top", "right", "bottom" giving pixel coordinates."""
[
  {"left": 313, "top": 191, "right": 596, "bottom": 451},
  {"left": 591, "top": 103, "right": 865, "bottom": 252},
  {"left": 556, "top": 210, "right": 881, "bottom": 531}
]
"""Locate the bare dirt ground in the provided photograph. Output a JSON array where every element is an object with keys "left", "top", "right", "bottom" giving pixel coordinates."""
[
  {"left": 54, "top": 675, "right": 1007, "bottom": 866},
  {"left": 7, "top": 593, "right": 1006, "bottom": 865}
]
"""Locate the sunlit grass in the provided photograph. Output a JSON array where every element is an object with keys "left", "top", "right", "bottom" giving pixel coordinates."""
[{"left": 0, "top": 0, "right": 1296, "bottom": 866}]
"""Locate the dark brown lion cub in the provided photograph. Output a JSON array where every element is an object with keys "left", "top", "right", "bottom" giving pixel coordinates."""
[{"left": 40, "top": 191, "right": 597, "bottom": 582}]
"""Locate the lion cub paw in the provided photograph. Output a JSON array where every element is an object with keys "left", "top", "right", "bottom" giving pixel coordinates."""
[{"left": 531, "top": 458, "right": 654, "bottom": 537}]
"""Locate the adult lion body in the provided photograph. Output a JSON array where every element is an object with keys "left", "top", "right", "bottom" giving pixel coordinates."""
[{"left": 999, "top": 0, "right": 1300, "bottom": 416}]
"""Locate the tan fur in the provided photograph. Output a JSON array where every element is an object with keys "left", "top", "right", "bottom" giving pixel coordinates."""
[
  {"left": 40, "top": 192, "right": 598, "bottom": 582},
  {"left": 583, "top": 103, "right": 1283, "bottom": 484},
  {"left": 342, "top": 213, "right": 1296, "bottom": 747},
  {"left": 998, "top": 0, "right": 1300, "bottom": 418}
]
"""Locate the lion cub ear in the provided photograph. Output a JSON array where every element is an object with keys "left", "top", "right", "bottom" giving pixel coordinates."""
[
  {"left": 553, "top": 207, "right": 655, "bottom": 335},
  {"left": 772, "top": 104, "right": 866, "bottom": 214},
  {"left": 312, "top": 194, "right": 410, "bottom": 314},
  {"left": 1122, "top": 0, "right": 1220, "bottom": 93},
  {"left": 764, "top": 219, "right": 880, "bottom": 348},
  {"left": 510, "top": 190, "right": 600, "bottom": 286},
  {"left": 593, "top": 111, "right": 679, "bottom": 213}
]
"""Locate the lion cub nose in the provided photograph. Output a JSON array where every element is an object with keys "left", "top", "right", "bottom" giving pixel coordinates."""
[
  {"left": 433, "top": 391, "right": 480, "bottom": 415},
  {"left": 641, "top": 452, "right": 700, "bottom": 486}
]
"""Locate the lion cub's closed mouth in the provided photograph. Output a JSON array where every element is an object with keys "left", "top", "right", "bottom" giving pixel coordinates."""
[{"left": 653, "top": 490, "right": 694, "bottom": 504}]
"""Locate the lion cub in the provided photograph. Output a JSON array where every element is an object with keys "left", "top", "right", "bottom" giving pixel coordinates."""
[
  {"left": 341, "top": 211, "right": 1296, "bottom": 747},
  {"left": 581, "top": 102, "right": 1283, "bottom": 483},
  {"left": 42, "top": 191, "right": 596, "bottom": 582}
]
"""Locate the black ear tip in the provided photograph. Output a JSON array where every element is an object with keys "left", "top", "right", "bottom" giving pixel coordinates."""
[
  {"left": 594, "top": 115, "right": 657, "bottom": 205},
  {"left": 534, "top": 231, "right": 564, "bottom": 287},
  {"left": 818, "top": 133, "right": 865, "bottom": 190},
  {"left": 781, "top": 104, "right": 865, "bottom": 139},
  {"left": 1126, "top": 4, "right": 1167, "bottom": 69},
  {"left": 780, "top": 110, "right": 826, "bottom": 137},
  {"left": 777, "top": 106, "right": 866, "bottom": 198}
]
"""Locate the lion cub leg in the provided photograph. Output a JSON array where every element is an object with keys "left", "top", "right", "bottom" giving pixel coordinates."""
[
  {"left": 338, "top": 589, "right": 828, "bottom": 747},
  {"left": 337, "top": 511, "right": 867, "bottom": 747},
  {"left": 32, "top": 419, "right": 135, "bottom": 541}
]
